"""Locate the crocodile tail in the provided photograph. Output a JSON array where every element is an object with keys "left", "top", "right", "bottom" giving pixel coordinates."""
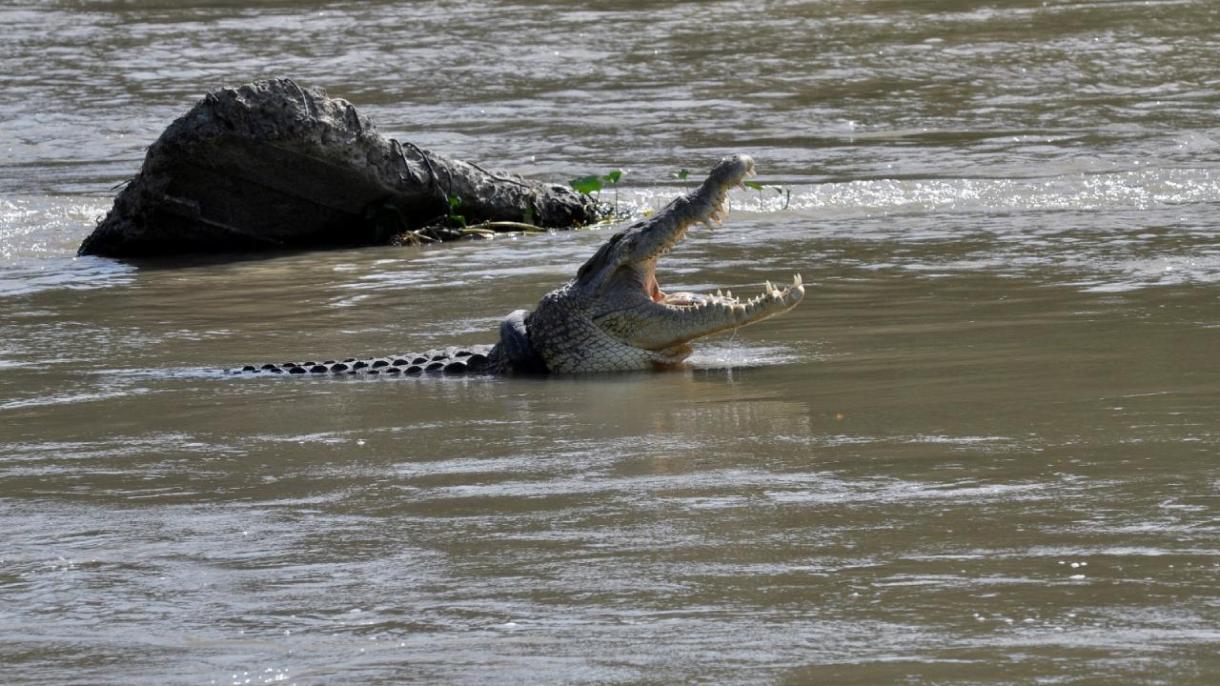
[{"left": 228, "top": 344, "right": 497, "bottom": 376}]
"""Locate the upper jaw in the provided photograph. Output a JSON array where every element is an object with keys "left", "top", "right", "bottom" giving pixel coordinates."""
[
  {"left": 572, "top": 155, "right": 756, "bottom": 297},
  {"left": 627, "top": 154, "right": 757, "bottom": 265}
]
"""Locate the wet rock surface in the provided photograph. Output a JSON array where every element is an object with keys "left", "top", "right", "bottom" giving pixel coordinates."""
[{"left": 78, "top": 78, "right": 603, "bottom": 258}]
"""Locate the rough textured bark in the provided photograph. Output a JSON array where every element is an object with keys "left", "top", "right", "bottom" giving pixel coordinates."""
[{"left": 78, "top": 78, "right": 604, "bottom": 257}]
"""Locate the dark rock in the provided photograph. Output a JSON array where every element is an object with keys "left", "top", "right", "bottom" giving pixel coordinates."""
[{"left": 79, "top": 78, "right": 604, "bottom": 258}]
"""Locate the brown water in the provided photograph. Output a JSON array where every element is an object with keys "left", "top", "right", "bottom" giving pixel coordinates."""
[{"left": 1, "top": 1, "right": 1218, "bottom": 684}]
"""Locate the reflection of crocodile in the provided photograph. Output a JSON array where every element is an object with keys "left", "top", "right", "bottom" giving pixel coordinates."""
[{"left": 231, "top": 155, "right": 804, "bottom": 376}]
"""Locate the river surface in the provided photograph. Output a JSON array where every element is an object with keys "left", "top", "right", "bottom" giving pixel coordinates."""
[{"left": 2, "top": 1, "right": 1218, "bottom": 684}]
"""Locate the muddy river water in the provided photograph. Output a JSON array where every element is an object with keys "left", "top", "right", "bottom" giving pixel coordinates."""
[{"left": 1, "top": 1, "right": 1218, "bottom": 684}]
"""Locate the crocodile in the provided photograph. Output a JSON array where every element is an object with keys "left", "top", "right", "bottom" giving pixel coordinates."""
[{"left": 230, "top": 154, "right": 804, "bottom": 377}]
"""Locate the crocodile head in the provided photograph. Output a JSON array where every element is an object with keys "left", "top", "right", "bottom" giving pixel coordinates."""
[{"left": 521, "top": 154, "right": 805, "bottom": 373}]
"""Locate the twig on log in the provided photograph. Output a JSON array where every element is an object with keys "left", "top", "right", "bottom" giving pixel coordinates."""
[{"left": 467, "top": 161, "right": 533, "bottom": 189}]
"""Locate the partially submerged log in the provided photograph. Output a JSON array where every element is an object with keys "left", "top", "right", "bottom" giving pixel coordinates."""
[{"left": 78, "top": 78, "right": 604, "bottom": 257}]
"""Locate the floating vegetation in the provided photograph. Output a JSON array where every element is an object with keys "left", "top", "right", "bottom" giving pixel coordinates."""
[
  {"left": 743, "top": 179, "right": 791, "bottom": 210},
  {"left": 570, "top": 169, "right": 625, "bottom": 216}
]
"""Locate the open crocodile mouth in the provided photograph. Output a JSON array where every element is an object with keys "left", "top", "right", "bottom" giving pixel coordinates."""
[
  {"left": 651, "top": 272, "right": 805, "bottom": 311},
  {"left": 641, "top": 163, "right": 805, "bottom": 323},
  {"left": 575, "top": 154, "right": 806, "bottom": 362}
]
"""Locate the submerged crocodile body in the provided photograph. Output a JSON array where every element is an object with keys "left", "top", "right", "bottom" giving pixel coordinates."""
[{"left": 231, "top": 154, "right": 804, "bottom": 377}]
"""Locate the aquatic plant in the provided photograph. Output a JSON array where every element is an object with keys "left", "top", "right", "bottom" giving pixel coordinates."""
[
  {"left": 446, "top": 194, "right": 466, "bottom": 228},
  {"left": 743, "top": 179, "right": 791, "bottom": 210},
  {"left": 570, "top": 169, "right": 625, "bottom": 215}
]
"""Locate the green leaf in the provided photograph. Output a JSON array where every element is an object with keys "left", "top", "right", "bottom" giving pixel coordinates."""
[
  {"left": 448, "top": 194, "right": 463, "bottom": 209},
  {"left": 603, "top": 169, "right": 623, "bottom": 185},
  {"left": 675, "top": 169, "right": 690, "bottom": 181},
  {"left": 743, "top": 180, "right": 765, "bottom": 191},
  {"left": 570, "top": 175, "right": 603, "bottom": 195}
]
